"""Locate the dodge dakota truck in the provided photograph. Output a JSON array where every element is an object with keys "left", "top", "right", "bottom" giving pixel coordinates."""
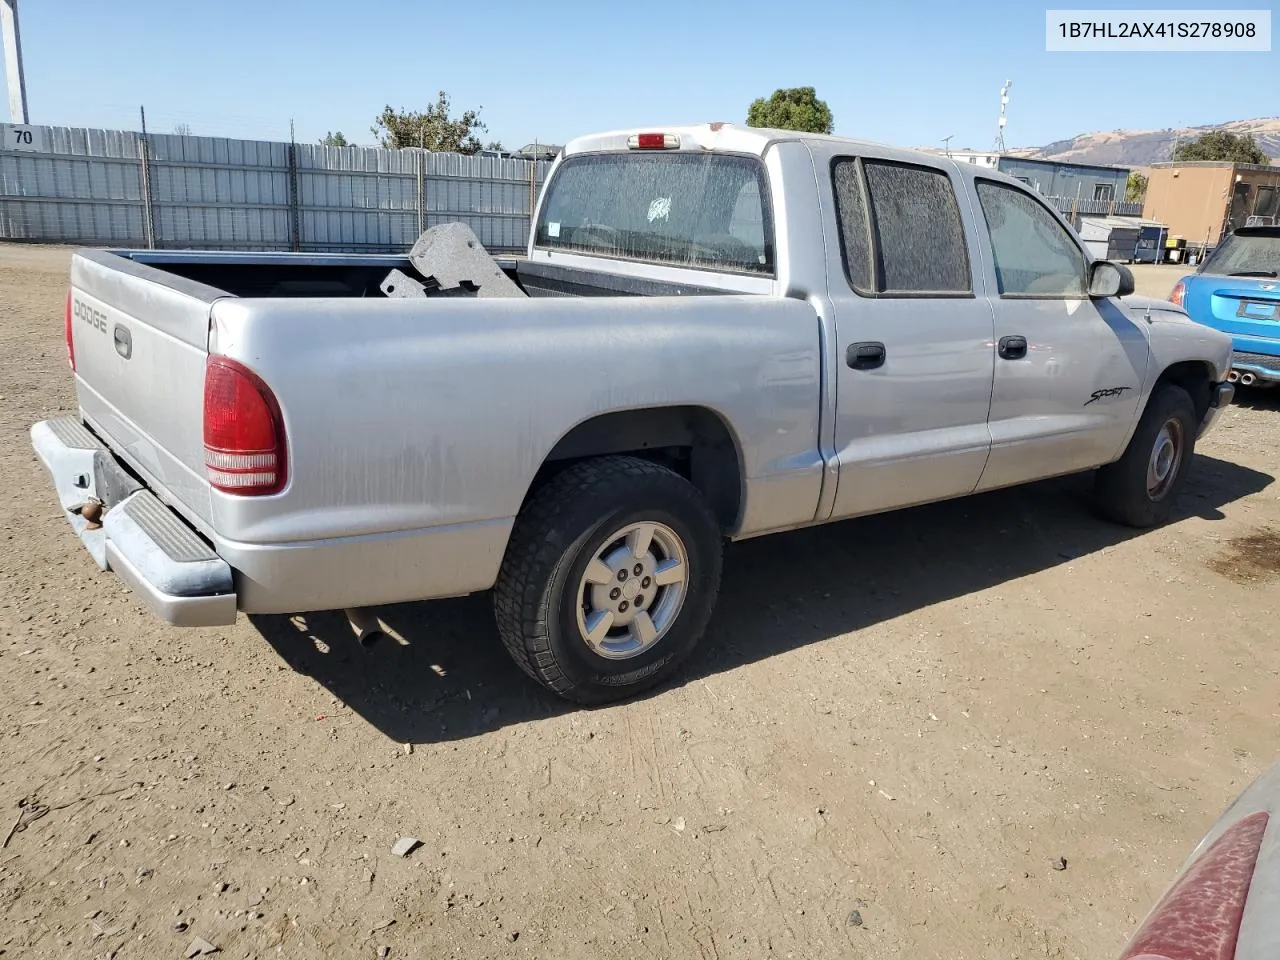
[{"left": 33, "top": 123, "right": 1235, "bottom": 703}]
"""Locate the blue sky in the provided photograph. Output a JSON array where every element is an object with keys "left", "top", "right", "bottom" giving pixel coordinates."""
[{"left": 13, "top": 0, "right": 1277, "bottom": 150}]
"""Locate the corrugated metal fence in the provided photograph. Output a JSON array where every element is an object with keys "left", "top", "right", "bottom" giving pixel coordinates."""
[
  {"left": 0, "top": 125, "right": 1147, "bottom": 253},
  {"left": 0, "top": 126, "right": 551, "bottom": 253}
]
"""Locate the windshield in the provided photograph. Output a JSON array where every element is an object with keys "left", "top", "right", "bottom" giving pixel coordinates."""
[
  {"left": 533, "top": 152, "right": 774, "bottom": 275},
  {"left": 1200, "top": 231, "right": 1280, "bottom": 277}
]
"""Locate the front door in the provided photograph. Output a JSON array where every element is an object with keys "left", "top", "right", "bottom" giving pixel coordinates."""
[
  {"left": 826, "top": 156, "right": 996, "bottom": 520},
  {"left": 971, "top": 178, "right": 1148, "bottom": 492}
]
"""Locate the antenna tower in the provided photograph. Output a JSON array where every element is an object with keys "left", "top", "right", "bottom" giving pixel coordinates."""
[{"left": 994, "top": 80, "right": 1012, "bottom": 153}]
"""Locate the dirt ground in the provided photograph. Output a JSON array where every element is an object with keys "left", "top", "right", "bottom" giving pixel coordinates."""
[{"left": 2, "top": 247, "right": 1278, "bottom": 960}]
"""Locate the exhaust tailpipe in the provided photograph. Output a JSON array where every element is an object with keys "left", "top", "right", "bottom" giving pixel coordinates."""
[
  {"left": 1227, "top": 370, "right": 1240, "bottom": 383},
  {"left": 1240, "top": 372, "right": 1256, "bottom": 386},
  {"left": 343, "top": 607, "right": 387, "bottom": 647}
]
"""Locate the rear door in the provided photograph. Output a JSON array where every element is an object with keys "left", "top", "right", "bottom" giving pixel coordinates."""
[
  {"left": 824, "top": 153, "right": 996, "bottom": 519},
  {"left": 70, "top": 251, "right": 220, "bottom": 528},
  {"left": 971, "top": 178, "right": 1148, "bottom": 492}
]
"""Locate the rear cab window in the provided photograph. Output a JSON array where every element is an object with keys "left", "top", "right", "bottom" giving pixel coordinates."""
[
  {"left": 1199, "top": 229, "right": 1280, "bottom": 277},
  {"left": 534, "top": 153, "right": 774, "bottom": 276}
]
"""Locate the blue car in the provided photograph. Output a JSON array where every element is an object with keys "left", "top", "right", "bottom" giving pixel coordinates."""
[{"left": 1171, "top": 226, "right": 1280, "bottom": 388}]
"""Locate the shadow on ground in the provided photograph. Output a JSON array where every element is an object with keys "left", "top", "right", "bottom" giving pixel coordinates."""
[
  {"left": 1233, "top": 384, "right": 1280, "bottom": 412},
  {"left": 251, "top": 455, "right": 1273, "bottom": 745}
]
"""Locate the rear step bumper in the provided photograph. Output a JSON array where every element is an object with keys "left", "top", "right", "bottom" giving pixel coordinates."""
[{"left": 30, "top": 418, "right": 237, "bottom": 627}]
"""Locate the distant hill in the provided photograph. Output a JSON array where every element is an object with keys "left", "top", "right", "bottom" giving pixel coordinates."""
[
  {"left": 921, "top": 118, "right": 1280, "bottom": 169},
  {"left": 1025, "top": 118, "right": 1280, "bottom": 167}
]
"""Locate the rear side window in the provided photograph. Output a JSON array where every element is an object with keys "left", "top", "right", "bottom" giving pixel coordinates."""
[
  {"left": 832, "top": 161, "right": 873, "bottom": 291},
  {"left": 534, "top": 153, "right": 773, "bottom": 275},
  {"left": 832, "top": 158, "right": 971, "bottom": 295},
  {"left": 975, "top": 180, "right": 1087, "bottom": 297}
]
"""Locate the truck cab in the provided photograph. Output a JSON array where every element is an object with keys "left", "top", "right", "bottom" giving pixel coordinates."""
[{"left": 530, "top": 124, "right": 1233, "bottom": 519}]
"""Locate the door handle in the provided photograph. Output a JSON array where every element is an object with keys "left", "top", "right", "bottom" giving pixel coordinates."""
[
  {"left": 113, "top": 324, "right": 133, "bottom": 360},
  {"left": 847, "top": 341, "right": 886, "bottom": 370},
  {"left": 998, "top": 335, "right": 1027, "bottom": 360}
]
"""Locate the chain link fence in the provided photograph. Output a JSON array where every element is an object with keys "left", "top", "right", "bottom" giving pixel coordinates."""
[{"left": 0, "top": 125, "right": 550, "bottom": 253}]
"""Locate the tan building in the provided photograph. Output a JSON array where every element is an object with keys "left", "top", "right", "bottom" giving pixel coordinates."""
[{"left": 1143, "top": 161, "right": 1280, "bottom": 250}]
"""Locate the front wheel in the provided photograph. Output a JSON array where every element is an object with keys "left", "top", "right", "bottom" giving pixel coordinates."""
[
  {"left": 1092, "top": 384, "right": 1197, "bottom": 528},
  {"left": 493, "top": 456, "right": 723, "bottom": 703}
]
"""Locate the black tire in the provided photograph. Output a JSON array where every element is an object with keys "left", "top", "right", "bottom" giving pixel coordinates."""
[
  {"left": 493, "top": 456, "right": 723, "bottom": 704},
  {"left": 1092, "top": 384, "right": 1198, "bottom": 528}
]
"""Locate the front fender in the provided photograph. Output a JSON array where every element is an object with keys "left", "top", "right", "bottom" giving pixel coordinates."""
[
  {"left": 1102, "top": 297, "right": 1233, "bottom": 460},
  {"left": 1139, "top": 299, "right": 1234, "bottom": 385}
]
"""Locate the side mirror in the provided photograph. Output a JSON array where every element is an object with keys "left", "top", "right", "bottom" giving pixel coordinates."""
[{"left": 1089, "top": 260, "right": 1135, "bottom": 299}]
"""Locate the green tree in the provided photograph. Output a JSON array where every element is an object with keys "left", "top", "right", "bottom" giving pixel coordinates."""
[
  {"left": 320, "top": 131, "right": 349, "bottom": 147},
  {"left": 1125, "top": 171, "right": 1148, "bottom": 203},
  {"left": 746, "top": 87, "right": 833, "bottom": 135},
  {"left": 1173, "top": 131, "right": 1270, "bottom": 165},
  {"left": 372, "top": 92, "right": 487, "bottom": 154},
  {"left": 484, "top": 140, "right": 505, "bottom": 152}
]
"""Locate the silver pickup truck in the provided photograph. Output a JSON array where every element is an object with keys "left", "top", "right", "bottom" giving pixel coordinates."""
[{"left": 33, "top": 123, "right": 1234, "bottom": 703}]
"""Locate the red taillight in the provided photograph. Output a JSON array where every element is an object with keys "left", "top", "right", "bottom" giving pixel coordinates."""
[
  {"left": 1120, "top": 810, "right": 1268, "bottom": 960},
  {"left": 65, "top": 291, "right": 75, "bottom": 371},
  {"left": 1169, "top": 280, "right": 1187, "bottom": 308},
  {"left": 202, "top": 356, "right": 287, "bottom": 496},
  {"left": 628, "top": 133, "right": 680, "bottom": 150}
]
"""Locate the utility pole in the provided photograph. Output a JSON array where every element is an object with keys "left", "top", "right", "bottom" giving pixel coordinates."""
[
  {"left": 941, "top": 135, "right": 954, "bottom": 158},
  {"left": 139, "top": 105, "right": 147, "bottom": 137},
  {"left": 0, "top": 0, "right": 29, "bottom": 124}
]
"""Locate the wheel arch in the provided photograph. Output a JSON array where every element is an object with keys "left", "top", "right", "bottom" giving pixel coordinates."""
[
  {"left": 1153, "top": 360, "right": 1214, "bottom": 423},
  {"left": 521, "top": 405, "right": 746, "bottom": 533},
  {"left": 1106, "top": 359, "right": 1213, "bottom": 466}
]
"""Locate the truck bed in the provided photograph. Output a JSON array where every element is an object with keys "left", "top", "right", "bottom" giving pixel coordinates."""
[
  {"left": 114, "top": 250, "right": 739, "bottom": 300},
  {"left": 58, "top": 246, "right": 823, "bottom": 622}
]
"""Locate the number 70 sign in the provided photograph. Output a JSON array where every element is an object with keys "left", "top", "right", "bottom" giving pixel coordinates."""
[{"left": 2, "top": 124, "right": 43, "bottom": 151}]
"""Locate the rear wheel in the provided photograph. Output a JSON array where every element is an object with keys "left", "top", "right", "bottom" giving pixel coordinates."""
[
  {"left": 493, "top": 456, "right": 722, "bottom": 703},
  {"left": 1093, "top": 384, "right": 1197, "bottom": 528}
]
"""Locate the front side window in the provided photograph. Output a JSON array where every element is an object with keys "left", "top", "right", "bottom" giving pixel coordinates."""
[
  {"left": 534, "top": 153, "right": 773, "bottom": 275},
  {"left": 832, "top": 158, "right": 971, "bottom": 295},
  {"left": 976, "top": 180, "right": 1088, "bottom": 297}
]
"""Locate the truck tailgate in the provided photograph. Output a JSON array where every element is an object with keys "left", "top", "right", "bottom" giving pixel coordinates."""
[{"left": 69, "top": 250, "right": 225, "bottom": 531}]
